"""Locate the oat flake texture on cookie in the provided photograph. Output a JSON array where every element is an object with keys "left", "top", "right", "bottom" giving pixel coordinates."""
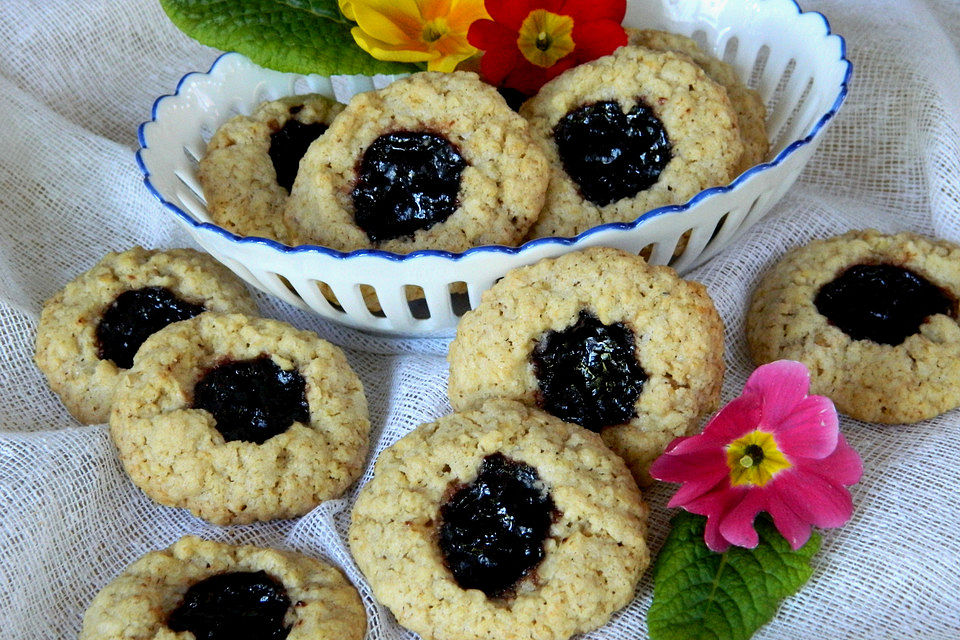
[
  {"left": 33, "top": 247, "right": 258, "bottom": 425},
  {"left": 349, "top": 400, "right": 650, "bottom": 640},
  {"left": 109, "top": 312, "right": 370, "bottom": 525},
  {"left": 448, "top": 247, "right": 725, "bottom": 485},
  {"left": 521, "top": 45, "right": 744, "bottom": 239},
  {"left": 747, "top": 229, "right": 960, "bottom": 424},
  {"left": 283, "top": 71, "right": 549, "bottom": 252},
  {"left": 79, "top": 536, "right": 366, "bottom": 640}
]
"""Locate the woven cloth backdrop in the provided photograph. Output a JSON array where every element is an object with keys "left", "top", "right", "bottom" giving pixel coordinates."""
[{"left": 1, "top": 0, "right": 959, "bottom": 638}]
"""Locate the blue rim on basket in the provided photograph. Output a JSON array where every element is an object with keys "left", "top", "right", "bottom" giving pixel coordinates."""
[{"left": 136, "top": 1, "right": 850, "bottom": 263}]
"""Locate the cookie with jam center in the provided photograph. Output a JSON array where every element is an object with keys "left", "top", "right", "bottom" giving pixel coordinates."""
[
  {"left": 109, "top": 313, "right": 369, "bottom": 525},
  {"left": 747, "top": 229, "right": 960, "bottom": 424},
  {"left": 521, "top": 45, "right": 744, "bottom": 239},
  {"left": 349, "top": 400, "right": 649, "bottom": 640},
  {"left": 79, "top": 536, "right": 365, "bottom": 640},
  {"left": 198, "top": 94, "right": 344, "bottom": 243},
  {"left": 627, "top": 29, "right": 769, "bottom": 174},
  {"left": 447, "top": 247, "right": 725, "bottom": 485},
  {"left": 34, "top": 247, "right": 257, "bottom": 424},
  {"left": 283, "top": 71, "right": 549, "bottom": 253}
]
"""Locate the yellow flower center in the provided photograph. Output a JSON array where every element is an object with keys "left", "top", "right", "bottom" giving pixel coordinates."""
[
  {"left": 517, "top": 9, "right": 575, "bottom": 68},
  {"left": 421, "top": 18, "right": 449, "bottom": 44},
  {"left": 726, "top": 430, "right": 792, "bottom": 487}
]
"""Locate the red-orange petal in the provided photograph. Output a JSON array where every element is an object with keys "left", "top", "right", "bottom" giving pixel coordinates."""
[
  {"left": 571, "top": 19, "right": 627, "bottom": 62},
  {"left": 561, "top": 0, "right": 626, "bottom": 24}
]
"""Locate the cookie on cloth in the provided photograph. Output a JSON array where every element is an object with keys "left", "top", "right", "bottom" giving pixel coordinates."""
[
  {"left": 747, "top": 229, "right": 960, "bottom": 424},
  {"left": 34, "top": 247, "right": 257, "bottom": 424},
  {"left": 349, "top": 400, "right": 649, "bottom": 640},
  {"left": 198, "top": 94, "right": 344, "bottom": 243},
  {"left": 447, "top": 247, "right": 725, "bottom": 485},
  {"left": 626, "top": 29, "right": 769, "bottom": 173},
  {"left": 109, "top": 313, "right": 369, "bottom": 525},
  {"left": 284, "top": 71, "right": 549, "bottom": 253},
  {"left": 521, "top": 45, "right": 744, "bottom": 239},
  {"left": 80, "top": 535, "right": 365, "bottom": 640}
]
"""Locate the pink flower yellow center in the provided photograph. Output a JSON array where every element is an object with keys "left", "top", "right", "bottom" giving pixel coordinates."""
[
  {"left": 726, "top": 430, "right": 792, "bottom": 487},
  {"left": 516, "top": 9, "right": 575, "bottom": 68}
]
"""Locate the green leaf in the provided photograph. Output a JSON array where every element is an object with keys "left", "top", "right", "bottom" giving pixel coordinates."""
[
  {"left": 159, "top": 0, "right": 417, "bottom": 76},
  {"left": 648, "top": 511, "right": 821, "bottom": 640}
]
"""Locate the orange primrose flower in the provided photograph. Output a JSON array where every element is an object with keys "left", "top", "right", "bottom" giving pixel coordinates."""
[{"left": 340, "top": 0, "right": 490, "bottom": 72}]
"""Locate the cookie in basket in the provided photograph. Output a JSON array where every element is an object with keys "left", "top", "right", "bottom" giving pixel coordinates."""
[
  {"left": 521, "top": 45, "right": 744, "bottom": 239},
  {"left": 747, "top": 229, "right": 960, "bottom": 424},
  {"left": 80, "top": 535, "right": 365, "bottom": 640},
  {"left": 284, "top": 71, "right": 549, "bottom": 252},
  {"left": 627, "top": 29, "right": 769, "bottom": 173},
  {"left": 34, "top": 247, "right": 257, "bottom": 424},
  {"left": 447, "top": 247, "right": 725, "bottom": 485},
  {"left": 349, "top": 400, "right": 649, "bottom": 640},
  {"left": 109, "top": 312, "right": 369, "bottom": 525},
  {"left": 198, "top": 94, "right": 344, "bottom": 244}
]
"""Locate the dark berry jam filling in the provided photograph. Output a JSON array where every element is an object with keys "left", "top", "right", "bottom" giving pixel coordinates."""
[
  {"left": 167, "top": 570, "right": 291, "bottom": 640},
  {"left": 497, "top": 87, "right": 530, "bottom": 112},
  {"left": 438, "top": 453, "right": 556, "bottom": 598},
  {"left": 553, "top": 100, "right": 672, "bottom": 207},
  {"left": 351, "top": 131, "right": 467, "bottom": 242},
  {"left": 532, "top": 310, "right": 647, "bottom": 432},
  {"left": 269, "top": 118, "right": 328, "bottom": 192},
  {"left": 192, "top": 356, "right": 309, "bottom": 444},
  {"left": 814, "top": 263, "right": 955, "bottom": 346},
  {"left": 96, "top": 286, "right": 204, "bottom": 369}
]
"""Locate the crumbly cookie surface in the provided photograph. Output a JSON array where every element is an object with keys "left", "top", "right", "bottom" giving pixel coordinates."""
[
  {"left": 747, "top": 229, "right": 960, "bottom": 423},
  {"left": 284, "top": 71, "right": 549, "bottom": 253},
  {"left": 198, "top": 94, "right": 343, "bottom": 244},
  {"left": 109, "top": 313, "right": 369, "bottom": 525},
  {"left": 447, "top": 247, "right": 725, "bottom": 485},
  {"left": 79, "top": 536, "right": 365, "bottom": 640},
  {"left": 34, "top": 247, "right": 257, "bottom": 424},
  {"left": 349, "top": 400, "right": 649, "bottom": 640},
  {"left": 521, "top": 45, "right": 744, "bottom": 239},
  {"left": 627, "top": 29, "right": 769, "bottom": 174}
]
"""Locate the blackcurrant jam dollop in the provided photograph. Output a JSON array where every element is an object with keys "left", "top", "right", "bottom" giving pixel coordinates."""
[
  {"left": 814, "top": 263, "right": 955, "bottom": 346},
  {"left": 532, "top": 310, "right": 647, "bottom": 432},
  {"left": 553, "top": 100, "right": 672, "bottom": 207},
  {"left": 269, "top": 119, "right": 328, "bottom": 192},
  {"left": 438, "top": 453, "right": 556, "bottom": 598},
  {"left": 192, "top": 356, "right": 310, "bottom": 444},
  {"left": 96, "top": 286, "right": 204, "bottom": 369},
  {"left": 167, "top": 570, "right": 291, "bottom": 640},
  {"left": 351, "top": 131, "right": 467, "bottom": 242}
]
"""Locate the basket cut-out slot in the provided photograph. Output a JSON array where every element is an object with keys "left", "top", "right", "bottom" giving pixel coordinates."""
[
  {"left": 176, "top": 185, "right": 209, "bottom": 222},
  {"left": 772, "top": 77, "right": 816, "bottom": 151},
  {"left": 175, "top": 170, "right": 205, "bottom": 203},
  {"left": 450, "top": 282, "right": 471, "bottom": 317},
  {"left": 749, "top": 44, "right": 771, "bottom": 92},
  {"left": 670, "top": 224, "right": 716, "bottom": 271},
  {"left": 722, "top": 36, "right": 740, "bottom": 64},
  {"left": 182, "top": 144, "right": 202, "bottom": 165},
  {"left": 403, "top": 285, "right": 430, "bottom": 320},
  {"left": 647, "top": 237, "right": 680, "bottom": 265},
  {"left": 295, "top": 280, "right": 345, "bottom": 314},
  {"left": 359, "top": 285, "right": 387, "bottom": 317},
  {"left": 293, "top": 78, "right": 312, "bottom": 94},
  {"left": 199, "top": 123, "right": 215, "bottom": 145},
  {"left": 253, "top": 271, "right": 304, "bottom": 308},
  {"left": 765, "top": 58, "right": 800, "bottom": 125}
]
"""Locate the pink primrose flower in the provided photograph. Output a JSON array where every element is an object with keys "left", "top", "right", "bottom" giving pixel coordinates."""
[{"left": 650, "top": 360, "right": 863, "bottom": 552}]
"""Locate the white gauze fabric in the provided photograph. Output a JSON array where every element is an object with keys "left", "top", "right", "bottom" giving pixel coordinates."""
[{"left": 1, "top": 0, "right": 959, "bottom": 638}]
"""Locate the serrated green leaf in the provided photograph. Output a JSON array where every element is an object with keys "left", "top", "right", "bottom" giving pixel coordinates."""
[
  {"left": 159, "top": 0, "right": 417, "bottom": 75},
  {"left": 648, "top": 511, "right": 821, "bottom": 640}
]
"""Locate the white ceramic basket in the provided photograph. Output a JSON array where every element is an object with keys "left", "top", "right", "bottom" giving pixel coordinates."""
[{"left": 138, "top": 0, "right": 850, "bottom": 336}]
